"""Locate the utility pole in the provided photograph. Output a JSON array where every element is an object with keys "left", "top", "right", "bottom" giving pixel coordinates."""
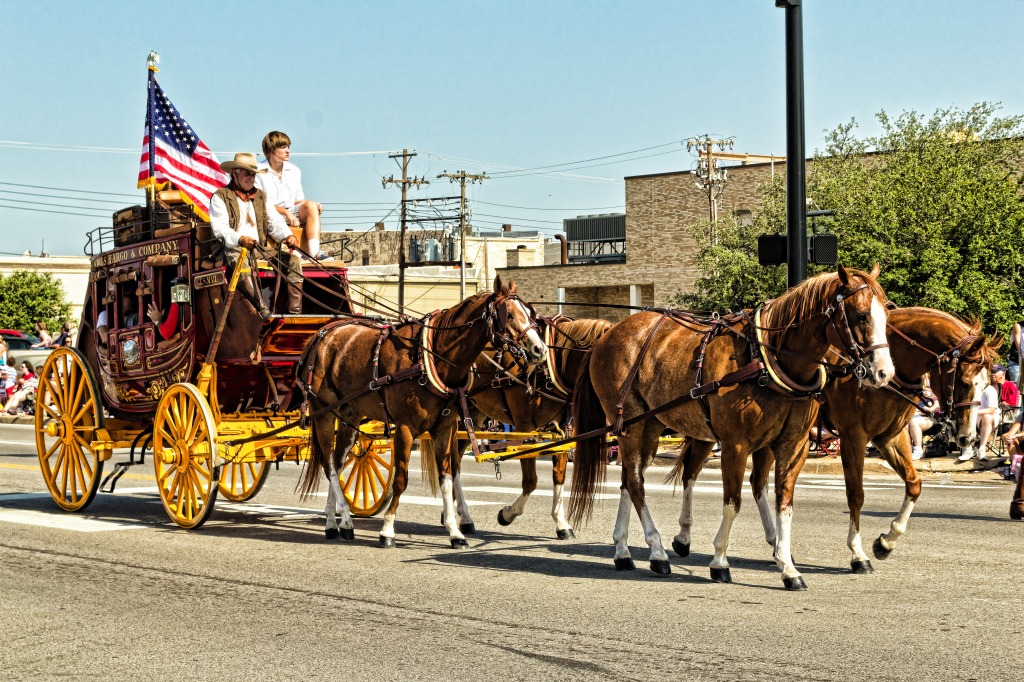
[
  {"left": 382, "top": 149, "right": 429, "bottom": 313},
  {"left": 437, "top": 170, "right": 488, "bottom": 298},
  {"left": 777, "top": 0, "right": 807, "bottom": 287},
  {"left": 686, "top": 135, "right": 734, "bottom": 242}
]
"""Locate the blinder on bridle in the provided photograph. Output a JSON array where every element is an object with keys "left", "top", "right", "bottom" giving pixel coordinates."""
[
  {"left": 824, "top": 282, "right": 888, "bottom": 380},
  {"left": 483, "top": 291, "right": 540, "bottom": 365}
]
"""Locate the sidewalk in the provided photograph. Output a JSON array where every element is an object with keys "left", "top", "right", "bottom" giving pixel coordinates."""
[{"left": 0, "top": 413, "right": 33, "bottom": 426}]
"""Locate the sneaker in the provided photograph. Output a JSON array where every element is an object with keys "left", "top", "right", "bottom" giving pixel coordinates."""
[
  {"left": 958, "top": 446, "right": 975, "bottom": 462},
  {"left": 911, "top": 446, "right": 923, "bottom": 461},
  {"left": 310, "top": 251, "right": 334, "bottom": 261},
  {"left": 977, "top": 453, "right": 989, "bottom": 462}
]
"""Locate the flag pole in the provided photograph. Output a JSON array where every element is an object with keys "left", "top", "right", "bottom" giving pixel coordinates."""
[{"left": 146, "top": 52, "right": 159, "bottom": 207}]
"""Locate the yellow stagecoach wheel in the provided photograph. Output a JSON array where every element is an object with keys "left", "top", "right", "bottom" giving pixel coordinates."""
[
  {"left": 340, "top": 435, "right": 395, "bottom": 517},
  {"left": 218, "top": 456, "right": 270, "bottom": 502},
  {"left": 35, "top": 348, "right": 105, "bottom": 511},
  {"left": 152, "top": 384, "right": 219, "bottom": 529}
]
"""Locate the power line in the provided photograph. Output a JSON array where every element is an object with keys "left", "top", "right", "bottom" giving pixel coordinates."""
[
  {"left": 0, "top": 201, "right": 107, "bottom": 218},
  {"left": 0, "top": 180, "right": 139, "bottom": 198},
  {"left": 475, "top": 200, "right": 623, "bottom": 211},
  {"left": 0, "top": 189, "right": 129, "bottom": 206},
  {"left": 484, "top": 140, "right": 684, "bottom": 176}
]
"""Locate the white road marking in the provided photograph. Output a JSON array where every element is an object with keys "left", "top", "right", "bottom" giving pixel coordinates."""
[{"left": 0, "top": 507, "right": 144, "bottom": 532}]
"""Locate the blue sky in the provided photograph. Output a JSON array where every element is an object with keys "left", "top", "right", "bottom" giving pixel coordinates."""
[{"left": 1, "top": 0, "right": 1021, "bottom": 256}]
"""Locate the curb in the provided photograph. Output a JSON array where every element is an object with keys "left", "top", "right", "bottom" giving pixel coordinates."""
[
  {"left": 656, "top": 449, "right": 1011, "bottom": 482},
  {"left": 0, "top": 414, "right": 34, "bottom": 426}
]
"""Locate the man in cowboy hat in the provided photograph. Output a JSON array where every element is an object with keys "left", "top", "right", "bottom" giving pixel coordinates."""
[{"left": 210, "top": 152, "right": 304, "bottom": 317}]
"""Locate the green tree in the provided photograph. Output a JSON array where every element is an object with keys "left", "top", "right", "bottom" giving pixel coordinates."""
[
  {"left": 0, "top": 271, "right": 73, "bottom": 335},
  {"left": 674, "top": 103, "right": 1024, "bottom": 338}
]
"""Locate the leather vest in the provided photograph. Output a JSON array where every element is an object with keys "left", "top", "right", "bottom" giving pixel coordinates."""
[{"left": 212, "top": 186, "right": 269, "bottom": 246}]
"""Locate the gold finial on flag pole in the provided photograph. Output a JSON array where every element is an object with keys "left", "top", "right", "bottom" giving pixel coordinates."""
[{"left": 147, "top": 51, "right": 160, "bottom": 73}]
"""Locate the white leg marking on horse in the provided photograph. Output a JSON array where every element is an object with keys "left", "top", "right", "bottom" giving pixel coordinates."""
[
  {"left": 440, "top": 475, "right": 465, "bottom": 540},
  {"left": 674, "top": 480, "right": 694, "bottom": 547},
  {"left": 879, "top": 495, "right": 916, "bottom": 549},
  {"left": 754, "top": 482, "right": 777, "bottom": 546},
  {"left": 710, "top": 503, "right": 738, "bottom": 570},
  {"left": 848, "top": 518, "right": 869, "bottom": 563},
  {"left": 453, "top": 473, "right": 475, "bottom": 527},
  {"left": 380, "top": 511, "right": 396, "bottom": 539},
  {"left": 551, "top": 483, "right": 571, "bottom": 531},
  {"left": 638, "top": 505, "right": 668, "bottom": 562},
  {"left": 612, "top": 488, "right": 632, "bottom": 561},
  {"left": 773, "top": 506, "right": 801, "bottom": 579},
  {"left": 502, "top": 491, "right": 530, "bottom": 523}
]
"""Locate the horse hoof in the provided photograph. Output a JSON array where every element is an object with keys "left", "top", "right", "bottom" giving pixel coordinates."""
[
  {"left": 450, "top": 538, "right": 469, "bottom": 549},
  {"left": 872, "top": 535, "right": 893, "bottom": 560},
  {"left": 710, "top": 567, "right": 732, "bottom": 583},
  {"left": 496, "top": 509, "right": 514, "bottom": 526},
  {"left": 459, "top": 523, "right": 476, "bottom": 535},
  {"left": 325, "top": 527, "right": 339, "bottom": 540},
  {"left": 339, "top": 527, "right": 355, "bottom": 542},
  {"left": 650, "top": 560, "right": 671, "bottom": 575},
  {"left": 851, "top": 559, "right": 874, "bottom": 574},
  {"left": 672, "top": 539, "right": 690, "bottom": 557},
  {"left": 378, "top": 535, "right": 395, "bottom": 549},
  {"left": 614, "top": 557, "right": 636, "bottom": 571},
  {"left": 556, "top": 528, "right": 576, "bottom": 541},
  {"left": 783, "top": 575, "right": 808, "bottom": 591}
]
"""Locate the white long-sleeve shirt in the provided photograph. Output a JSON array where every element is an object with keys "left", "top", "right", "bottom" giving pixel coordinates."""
[{"left": 209, "top": 191, "right": 291, "bottom": 262}]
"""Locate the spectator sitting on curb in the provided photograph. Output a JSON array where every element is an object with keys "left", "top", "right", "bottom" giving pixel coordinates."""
[
  {"left": 1, "top": 354, "right": 17, "bottom": 400},
  {"left": 992, "top": 363, "right": 1019, "bottom": 419},
  {"left": 959, "top": 369, "right": 1000, "bottom": 462},
  {"left": 907, "top": 386, "right": 940, "bottom": 460},
  {"left": 2, "top": 360, "right": 37, "bottom": 415}
]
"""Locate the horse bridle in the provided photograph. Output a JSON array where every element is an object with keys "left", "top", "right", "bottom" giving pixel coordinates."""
[
  {"left": 886, "top": 324, "right": 985, "bottom": 419},
  {"left": 484, "top": 292, "right": 540, "bottom": 365},
  {"left": 823, "top": 282, "right": 890, "bottom": 380}
]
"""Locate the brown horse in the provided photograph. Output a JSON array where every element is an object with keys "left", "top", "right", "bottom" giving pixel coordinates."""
[
  {"left": 568, "top": 266, "right": 895, "bottom": 590},
  {"left": 669, "top": 306, "right": 997, "bottom": 575},
  {"left": 449, "top": 317, "right": 613, "bottom": 539},
  {"left": 298, "top": 275, "right": 546, "bottom": 548}
]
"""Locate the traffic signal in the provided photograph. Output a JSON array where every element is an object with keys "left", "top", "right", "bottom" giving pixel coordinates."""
[{"left": 756, "top": 234, "right": 838, "bottom": 266}]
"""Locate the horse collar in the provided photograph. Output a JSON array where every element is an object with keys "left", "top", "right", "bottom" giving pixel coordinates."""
[{"left": 754, "top": 307, "right": 827, "bottom": 397}]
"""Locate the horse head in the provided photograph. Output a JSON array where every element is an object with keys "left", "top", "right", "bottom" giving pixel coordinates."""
[
  {"left": 930, "top": 324, "right": 1001, "bottom": 448},
  {"left": 489, "top": 274, "right": 547, "bottom": 366},
  {"left": 829, "top": 263, "right": 895, "bottom": 388}
]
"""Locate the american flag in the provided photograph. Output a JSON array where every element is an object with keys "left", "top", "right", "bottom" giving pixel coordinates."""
[{"left": 137, "top": 71, "right": 227, "bottom": 220}]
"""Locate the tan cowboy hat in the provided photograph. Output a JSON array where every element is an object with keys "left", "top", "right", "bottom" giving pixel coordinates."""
[{"left": 220, "top": 152, "right": 267, "bottom": 174}]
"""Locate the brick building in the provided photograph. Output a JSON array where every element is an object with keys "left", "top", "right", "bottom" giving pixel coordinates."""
[{"left": 498, "top": 160, "right": 786, "bottom": 321}]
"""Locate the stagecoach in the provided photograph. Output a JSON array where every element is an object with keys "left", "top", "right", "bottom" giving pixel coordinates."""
[{"left": 34, "top": 190, "right": 397, "bottom": 528}]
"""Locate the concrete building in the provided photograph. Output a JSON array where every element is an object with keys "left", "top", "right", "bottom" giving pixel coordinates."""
[
  {"left": 496, "top": 161, "right": 785, "bottom": 321},
  {"left": 0, "top": 255, "right": 91, "bottom": 327}
]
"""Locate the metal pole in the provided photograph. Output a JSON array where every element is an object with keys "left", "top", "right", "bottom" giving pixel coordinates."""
[
  {"left": 397, "top": 150, "right": 409, "bottom": 313},
  {"left": 459, "top": 174, "right": 467, "bottom": 298},
  {"left": 779, "top": 0, "right": 807, "bottom": 287}
]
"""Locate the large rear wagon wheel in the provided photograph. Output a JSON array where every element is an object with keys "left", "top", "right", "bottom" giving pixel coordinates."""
[
  {"left": 153, "top": 384, "right": 219, "bottom": 529},
  {"left": 341, "top": 435, "right": 395, "bottom": 517},
  {"left": 35, "top": 348, "right": 105, "bottom": 512},
  {"left": 218, "top": 457, "right": 270, "bottom": 502}
]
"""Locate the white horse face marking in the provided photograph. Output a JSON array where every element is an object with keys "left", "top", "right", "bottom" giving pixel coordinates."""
[
  {"left": 862, "top": 297, "right": 895, "bottom": 387},
  {"left": 508, "top": 298, "right": 546, "bottom": 366}
]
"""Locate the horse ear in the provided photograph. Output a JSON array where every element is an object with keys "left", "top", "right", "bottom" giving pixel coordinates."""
[
  {"left": 869, "top": 262, "right": 880, "bottom": 279},
  {"left": 508, "top": 279, "right": 518, "bottom": 294},
  {"left": 493, "top": 274, "right": 506, "bottom": 294},
  {"left": 837, "top": 264, "right": 851, "bottom": 287}
]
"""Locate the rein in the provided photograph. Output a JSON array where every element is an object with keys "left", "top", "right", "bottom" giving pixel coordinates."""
[{"left": 885, "top": 322, "right": 985, "bottom": 417}]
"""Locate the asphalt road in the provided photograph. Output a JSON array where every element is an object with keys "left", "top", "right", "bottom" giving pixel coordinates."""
[{"left": 2, "top": 422, "right": 1022, "bottom": 681}]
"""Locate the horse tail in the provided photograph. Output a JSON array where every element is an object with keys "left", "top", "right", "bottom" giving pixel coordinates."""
[
  {"left": 419, "top": 435, "right": 440, "bottom": 496},
  {"left": 297, "top": 404, "right": 325, "bottom": 499},
  {"left": 664, "top": 438, "right": 691, "bottom": 489},
  {"left": 567, "top": 350, "right": 609, "bottom": 527}
]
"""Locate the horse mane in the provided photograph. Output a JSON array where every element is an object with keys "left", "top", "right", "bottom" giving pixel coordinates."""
[
  {"left": 553, "top": 318, "right": 614, "bottom": 361},
  {"left": 762, "top": 268, "right": 886, "bottom": 349},
  {"left": 895, "top": 307, "right": 1002, "bottom": 362}
]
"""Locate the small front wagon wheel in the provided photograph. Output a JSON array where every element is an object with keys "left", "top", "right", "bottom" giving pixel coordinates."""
[
  {"left": 341, "top": 435, "right": 395, "bottom": 517},
  {"left": 153, "top": 384, "right": 219, "bottom": 529},
  {"left": 218, "top": 458, "right": 270, "bottom": 502},
  {"left": 35, "top": 348, "right": 105, "bottom": 511}
]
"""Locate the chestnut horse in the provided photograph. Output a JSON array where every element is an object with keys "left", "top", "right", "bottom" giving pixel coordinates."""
[
  {"left": 568, "top": 266, "right": 895, "bottom": 590},
  {"left": 669, "top": 306, "right": 996, "bottom": 575},
  {"left": 298, "top": 276, "right": 546, "bottom": 548},
  {"left": 449, "top": 317, "right": 613, "bottom": 539}
]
